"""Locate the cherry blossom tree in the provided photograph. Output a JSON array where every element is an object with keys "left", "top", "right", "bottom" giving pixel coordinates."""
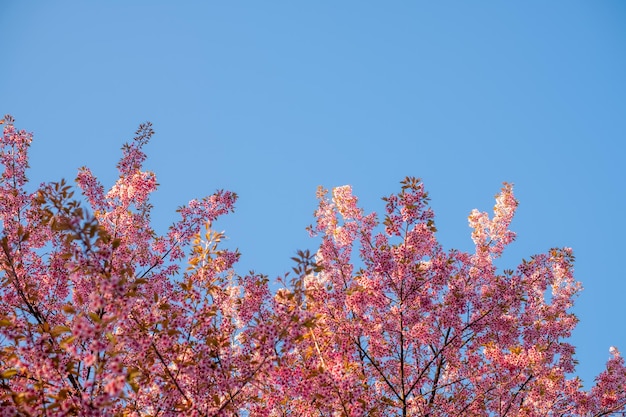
[
  {"left": 0, "top": 116, "right": 624, "bottom": 416},
  {"left": 0, "top": 116, "right": 300, "bottom": 416},
  {"left": 265, "top": 181, "right": 626, "bottom": 416}
]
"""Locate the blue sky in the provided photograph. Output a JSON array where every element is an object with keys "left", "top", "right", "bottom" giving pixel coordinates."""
[{"left": 2, "top": 1, "right": 625, "bottom": 389}]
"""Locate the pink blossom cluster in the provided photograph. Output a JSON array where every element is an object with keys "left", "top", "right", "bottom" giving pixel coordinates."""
[{"left": 0, "top": 116, "right": 624, "bottom": 416}]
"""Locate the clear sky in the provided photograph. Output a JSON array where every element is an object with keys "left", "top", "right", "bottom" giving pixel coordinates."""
[{"left": 2, "top": 1, "right": 625, "bottom": 390}]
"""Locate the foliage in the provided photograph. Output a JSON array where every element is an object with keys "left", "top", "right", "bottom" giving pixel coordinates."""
[{"left": 0, "top": 116, "right": 624, "bottom": 416}]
